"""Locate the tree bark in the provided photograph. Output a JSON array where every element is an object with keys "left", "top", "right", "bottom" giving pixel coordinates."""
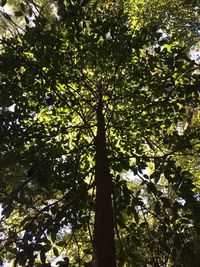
[{"left": 93, "top": 87, "right": 116, "bottom": 267}]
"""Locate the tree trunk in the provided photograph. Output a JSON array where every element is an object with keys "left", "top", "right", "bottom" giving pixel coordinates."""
[{"left": 93, "top": 87, "right": 116, "bottom": 267}]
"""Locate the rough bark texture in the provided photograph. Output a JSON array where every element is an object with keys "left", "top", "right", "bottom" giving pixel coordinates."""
[{"left": 93, "top": 88, "right": 116, "bottom": 267}]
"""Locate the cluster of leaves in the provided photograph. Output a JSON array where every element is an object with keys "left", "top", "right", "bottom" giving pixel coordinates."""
[{"left": 0, "top": 0, "right": 200, "bottom": 265}]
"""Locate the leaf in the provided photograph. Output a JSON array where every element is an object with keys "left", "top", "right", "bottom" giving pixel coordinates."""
[
  {"left": 139, "top": 221, "right": 148, "bottom": 228},
  {"left": 53, "top": 247, "right": 59, "bottom": 257},
  {"left": 29, "top": 6, "right": 33, "bottom": 17},
  {"left": 20, "top": 2, "right": 26, "bottom": 12},
  {"left": 3, "top": 13, "right": 11, "bottom": 21},
  {"left": 161, "top": 197, "right": 171, "bottom": 208},
  {"left": 155, "top": 201, "right": 161, "bottom": 215},
  {"left": 40, "top": 250, "right": 46, "bottom": 264},
  {"left": 1, "top": 0, "right": 6, "bottom": 7},
  {"left": 151, "top": 171, "right": 161, "bottom": 183},
  {"left": 0, "top": 1, "right": 199, "bottom": 264},
  {"left": 127, "top": 205, "right": 133, "bottom": 216},
  {"left": 14, "top": 11, "right": 24, "bottom": 17},
  {"left": 56, "top": 241, "right": 66, "bottom": 247},
  {"left": 117, "top": 215, "right": 126, "bottom": 228},
  {"left": 83, "top": 248, "right": 92, "bottom": 255},
  {"left": 25, "top": 16, "right": 29, "bottom": 24},
  {"left": 51, "top": 231, "right": 57, "bottom": 243},
  {"left": 133, "top": 209, "right": 139, "bottom": 224},
  {"left": 147, "top": 182, "right": 157, "bottom": 195}
]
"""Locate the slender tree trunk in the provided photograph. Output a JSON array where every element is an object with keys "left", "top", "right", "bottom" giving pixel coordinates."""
[{"left": 93, "top": 87, "right": 116, "bottom": 267}]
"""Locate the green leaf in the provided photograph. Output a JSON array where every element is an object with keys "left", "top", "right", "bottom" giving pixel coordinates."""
[
  {"left": 0, "top": 1, "right": 199, "bottom": 264},
  {"left": 151, "top": 171, "right": 161, "bottom": 183},
  {"left": 40, "top": 250, "right": 46, "bottom": 264},
  {"left": 117, "top": 215, "right": 127, "bottom": 228},
  {"left": 133, "top": 209, "right": 139, "bottom": 224},
  {"left": 29, "top": 6, "right": 33, "bottom": 17},
  {"left": 127, "top": 205, "right": 133, "bottom": 216},
  {"left": 25, "top": 16, "right": 29, "bottom": 24},
  {"left": 56, "top": 241, "right": 66, "bottom": 247},
  {"left": 20, "top": 2, "right": 26, "bottom": 12},
  {"left": 3, "top": 13, "right": 11, "bottom": 20},
  {"left": 147, "top": 182, "right": 157, "bottom": 195},
  {"left": 155, "top": 201, "right": 161, "bottom": 215},
  {"left": 53, "top": 247, "right": 59, "bottom": 257},
  {"left": 161, "top": 197, "right": 171, "bottom": 208},
  {"left": 51, "top": 231, "right": 57, "bottom": 243},
  {"left": 14, "top": 11, "right": 24, "bottom": 17},
  {"left": 83, "top": 248, "right": 92, "bottom": 255}
]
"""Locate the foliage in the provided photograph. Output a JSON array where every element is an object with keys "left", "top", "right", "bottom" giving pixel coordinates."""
[{"left": 0, "top": 0, "right": 200, "bottom": 266}]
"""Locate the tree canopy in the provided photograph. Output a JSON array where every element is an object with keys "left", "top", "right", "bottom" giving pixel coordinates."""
[{"left": 0, "top": 0, "right": 200, "bottom": 266}]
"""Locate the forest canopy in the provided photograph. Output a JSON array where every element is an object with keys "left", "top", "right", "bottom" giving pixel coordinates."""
[{"left": 0, "top": 0, "right": 200, "bottom": 266}]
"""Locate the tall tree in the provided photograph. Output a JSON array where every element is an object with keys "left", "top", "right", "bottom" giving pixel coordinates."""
[{"left": 0, "top": 0, "right": 200, "bottom": 266}]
